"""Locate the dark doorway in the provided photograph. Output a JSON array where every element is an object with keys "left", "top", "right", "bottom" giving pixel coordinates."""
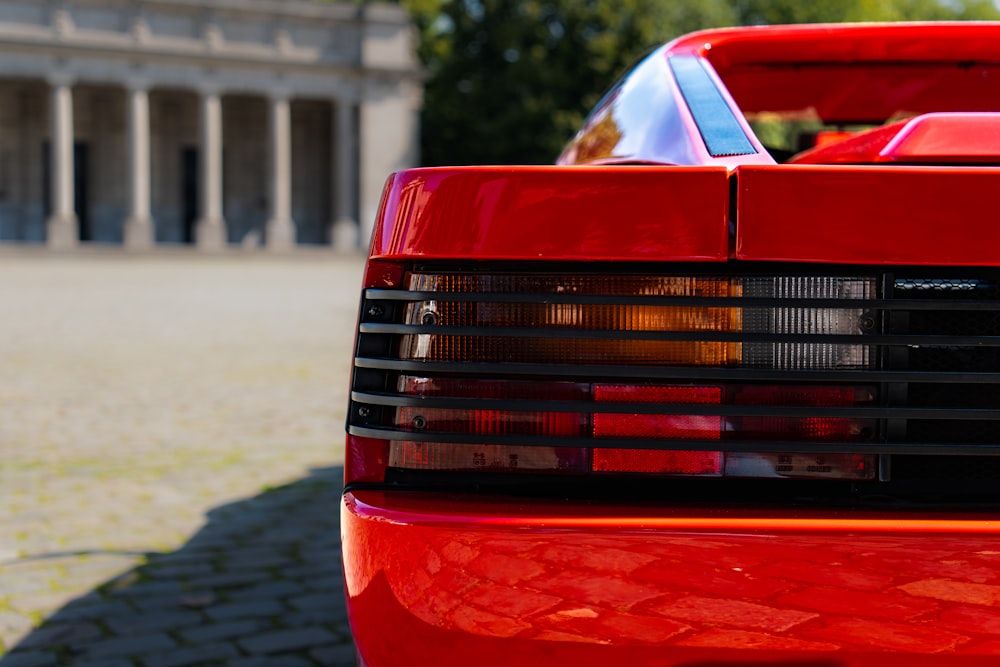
[
  {"left": 181, "top": 147, "right": 199, "bottom": 244},
  {"left": 42, "top": 142, "right": 90, "bottom": 241}
]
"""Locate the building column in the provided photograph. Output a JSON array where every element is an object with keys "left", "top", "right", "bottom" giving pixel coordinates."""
[
  {"left": 46, "top": 78, "right": 77, "bottom": 249},
  {"left": 195, "top": 89, "right": 226, "bottom": 250},
  {"left": 265, "top": 93, "right": 294, "bottom": 251},
  {"left": 124, "top": 85, "right": 154, "bottom": 249},
  {"left": 330, "top": 99, "right": 357, "bottom": 252}
]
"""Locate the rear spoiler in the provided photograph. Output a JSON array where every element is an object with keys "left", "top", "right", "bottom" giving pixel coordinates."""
[
  {"left": 737, "top": 165, "right": 1000, "bottom": 266},
  {"left": 369, "top": 166, "right": 729, "bottom": 262},
  {"left": 368, "top": 164, "right": 1000, "bottom": 267}
]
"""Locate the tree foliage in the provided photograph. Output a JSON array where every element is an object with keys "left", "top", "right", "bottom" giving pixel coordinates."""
[{"left": 400, "top": 0, "right": 999, "bottom": 166}]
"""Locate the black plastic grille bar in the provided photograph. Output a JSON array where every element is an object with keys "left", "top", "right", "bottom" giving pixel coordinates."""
[
  {"left": 348, "top": 426, "right": 1000, "bottom": 457},
  {"left": 354, "top": 357, "right": 1000, "bottom": 384},
  {"left": 365, "top": 288, "right": 1000, "bottom": 311},
  {"left": 349, "top": 266, "right": 1000, "bottom": 457},
  {"left": 350, "top": 390, "right": 1000, "bottom": 421},
  {"left": 359, "top": 323, "right": 1000, "bottom": 347}
]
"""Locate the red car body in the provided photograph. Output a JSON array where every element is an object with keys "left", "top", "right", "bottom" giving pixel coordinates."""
[{"left": 343, "top": 23, "right": 1000, "bottom": 665}]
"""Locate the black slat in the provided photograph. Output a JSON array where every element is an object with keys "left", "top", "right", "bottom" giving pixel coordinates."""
[
  {"left": 361, "top": 322, "right": 1000, "bottom": 347},
  {"left": 365, "top": 288, "right": 1000, "bottom": 311},
  {"left": 348, "top": 425, "right": 1000, "bottom": 456},
  {"left": 353, "top": 357, "right": 1000, "bottom": 384},
  {"left": 351, "top": 390, "right": 1000, "bottom": 421}
]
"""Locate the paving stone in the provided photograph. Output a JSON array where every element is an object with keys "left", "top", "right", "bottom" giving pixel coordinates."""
[
  {"left": 217, "top": 554, "right": 297, "bottom": 573},
  {"left": 0, "top": 650, "right": 58, "bottom": 667},
  {"left": 287, "top": 593, "right": 341, "bottom": 612},
  {"left": 293, "top": 576, "right": 344, "bottom": 592},
  {"left": 103, "top": 609, "right": 205, "bottom": 635},
  {"left": 185, "top": 572, "right": 271, "bottom": 590},
  {"left": 0, "top": 612, "right": 36, "bottom": 652},
  {"left": 104, "top": 580, "right": 188, "bottom": 599},
  {"left": 223, "top": 581, "right": 305, "bottom": 602},
  {"left": 14, "top": 622, "right": 104, "bottom": 650},
  {"left": 204, "top": 600, "right": 288, "bottom": 622},
  {"left": 238, "top": 627, "right": 340, "bottom": 654},
  {"left": 77, "top": 632, "right": 177, "bottom": 659},
  {"left": 42, "top": 599, "right": 135, "bottom": 623},
  {"left": 71, "top": 660, "right": 136, "bottom": 667},
  {"left": 225, "top": 657, "right": 313, "bottom": 667},
  {"left": 127, "top": 592, "right": 218, "bottom": 612},
  {"left": 178, "top": 619, "right": 272, "bottom": 644},
  {"left": 284, "top": 609, "right": 350, "bottom": 627},
  {"left": 0, "top": 611, "right": 34, "bottom": 634},
  {"left": 140, "top": 562, "right": 217, "bottom": 579},
  {"left": 282, "top": 564, "right": 342, "bottom": 581},
  {"left": 310, "top": 642, "right": 358, "bottom": 666},
  {"left": 6, "top": 591, "right": 80, "bottom": 617},
  {"left": 0, "top": 574, "right": 54, "bottom": 595},
  {"left": 141, "top": 642, "right": 241, "bottom": 667}
]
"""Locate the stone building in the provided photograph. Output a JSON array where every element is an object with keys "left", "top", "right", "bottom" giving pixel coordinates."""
[{"left": 0, "top": 0, "right": 421, "bottom": 250}]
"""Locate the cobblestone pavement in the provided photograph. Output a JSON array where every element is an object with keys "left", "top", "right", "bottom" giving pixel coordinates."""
[{"left": 0, "top": 248, "right": 364, "bottom": 666}]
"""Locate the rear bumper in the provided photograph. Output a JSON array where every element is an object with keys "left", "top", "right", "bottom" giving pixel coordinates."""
[{"left": 342, "top": 490, "right": 1000, "bottom": 667}]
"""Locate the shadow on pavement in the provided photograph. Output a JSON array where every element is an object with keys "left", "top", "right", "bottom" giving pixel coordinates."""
[{"left": 0, "top": 466, "right": 354, "bottom": 667}]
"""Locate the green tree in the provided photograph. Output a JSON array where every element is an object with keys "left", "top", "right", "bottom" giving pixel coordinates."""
[{"left": 401, "top": 0, "right": 1000, "bottom": 166}]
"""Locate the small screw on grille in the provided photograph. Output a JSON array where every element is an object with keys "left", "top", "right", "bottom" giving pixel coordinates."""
[
  {"left": 412, "top": 415, "right": 427, "bottom": 430},
  {"left": 357, "top": 406, "right": 372, "bottom": 419},
  {"left": 366, "top": 304, "right": 385, "bottom": 319},
  {"left": 859, "top": 313, "right": 877, "bottom": 333},
  {"left": 421, "top": 312, "right": 439, "bottom": 326}
]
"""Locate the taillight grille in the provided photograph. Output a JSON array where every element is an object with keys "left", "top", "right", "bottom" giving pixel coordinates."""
[{"left": 349, "top": 265, "right": 1000, "bottom": 483}]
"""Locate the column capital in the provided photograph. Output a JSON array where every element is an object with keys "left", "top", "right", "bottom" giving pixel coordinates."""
[
  {"left": 125, "top": 74, "right": 151, "bottom": 93},
  {"left": 195, "top": 79, "right": 223, "bottom": 98},
  {"left": 46, "top": 71, "right": 74, "bottom": 88},
  {"left": 269, "top": 87, "right": 292, "bottom": 103},
  {"left": 333, "top": 82, "right": 362, "bottom": 106}
]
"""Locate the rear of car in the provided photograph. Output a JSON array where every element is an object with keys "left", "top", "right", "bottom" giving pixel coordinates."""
[{"left": 342, "top": 23, "right": 1000, "bottom": 666}]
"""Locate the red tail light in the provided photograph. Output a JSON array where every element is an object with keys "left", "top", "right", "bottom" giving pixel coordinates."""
[
  {"left": 592, "top": 449, "right": 723, "bottom": 475},
  {"left": 347, "top": 267, "right": 880, "bottom": 484},
  {"left": 593, "top": 384, "right": 723, "bottom": 440}
]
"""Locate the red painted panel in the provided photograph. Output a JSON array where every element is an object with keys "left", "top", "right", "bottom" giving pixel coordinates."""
[
  {"left": 666, "top": 24, "right": 1000, "bottom": 124},
  {"left": 883, "top": 113, "right": 1000, "bottom": 163},
  {"left": 736, "top": 165, "right": 1000, "bottom": 266},
  {"left": 368, "top": 166, "right": 730, "bottom": 262},
  {"left": 343, "top": 490, "right": 1000, "bottom": 666}
]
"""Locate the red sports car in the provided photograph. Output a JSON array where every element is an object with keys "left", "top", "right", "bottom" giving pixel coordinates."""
[{"left": 342, "top": 23, "right": 1000, "bottom": 666}]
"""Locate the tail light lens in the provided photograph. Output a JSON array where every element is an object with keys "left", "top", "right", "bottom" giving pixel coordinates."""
[{"left": 349, "top": 269, "right": 880, "bottom": 484}]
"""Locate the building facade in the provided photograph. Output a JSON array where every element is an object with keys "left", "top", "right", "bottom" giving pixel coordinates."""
[{"left": 0, "top": 0, "right": 421, "bottom": 250}]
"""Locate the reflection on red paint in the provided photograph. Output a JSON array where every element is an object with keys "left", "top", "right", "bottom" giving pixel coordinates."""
[{"left": 344, "top": 491, "right": 1000, "bottom": 666}]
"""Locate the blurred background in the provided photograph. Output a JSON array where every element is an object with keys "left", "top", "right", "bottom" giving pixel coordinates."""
[{"left": 1, "top": 1, "right": 999, "bottom": 664}]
